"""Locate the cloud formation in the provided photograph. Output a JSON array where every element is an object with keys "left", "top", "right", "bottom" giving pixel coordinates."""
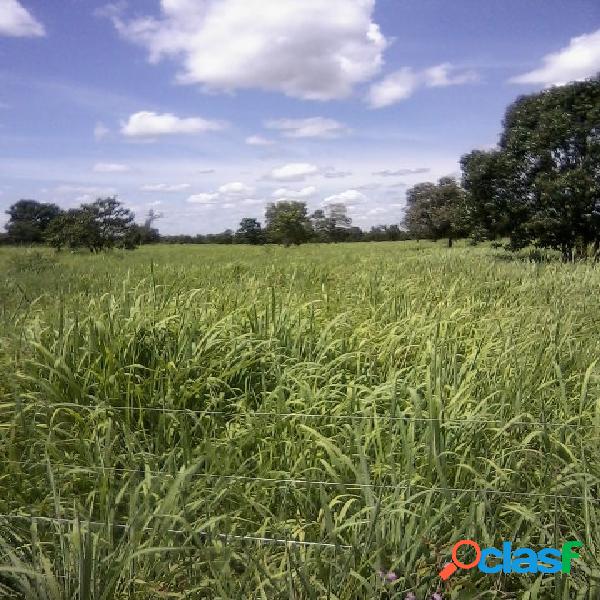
[
  {"left": 109, "top": 0, "right": 386, "bottom": 101},
  {"left": 373, "top": 168, "right": 430, "bottom": 176},
  {"left": 266, "top": 117, "right": 349, "bottom": 139},
  {"left": 510, "top": 29, "right": 600, "bottom": 86},
  {"left": 218, "top": 182, "right": 254, "bottom": 195},
  {"left": 272, "top": 186, "right": 316, "bottom": 199},
  {"left": 0, "top": 0, "right": 45, "bottom": 37},
  {"left": 141, "top": 183, "right": 191, "bottom": 192},
  {"left": 121, "top": 111, "right": 224, "bottom": 137},
  {"left": 269, "top": 163, "right": 319, "bottom": 182},
  {"left": 368, "top": 63, "right": 478, "bottom": 108},
  {"left": 323, "top": 189, "right": 367, "bottom": 205},
  {"left": 93, "top": 162, "right": 130, "bottom": 173},
  {"left": 187, "top": 192, "right": 219, "bottom": 204},
  {"left": 245, "top": 135, "right": 274, "bottom": 146}
]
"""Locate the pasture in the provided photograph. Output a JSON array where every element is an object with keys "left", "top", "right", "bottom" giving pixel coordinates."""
[{"left": 0, "top": 242, "right": 599, "bottom": 599}]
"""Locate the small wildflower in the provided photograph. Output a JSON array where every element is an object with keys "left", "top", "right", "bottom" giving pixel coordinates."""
[
  {"left": 404, "top": 593, "right": 417, "bottom": 600},
  {"left": 430, "top": 593, "right": 444, "bottom": 600},
  {"left": 377, "top": 569, "right": 398, "bottom": 583}
]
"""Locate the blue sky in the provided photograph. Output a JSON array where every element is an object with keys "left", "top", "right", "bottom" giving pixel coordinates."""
[{"left": 1, "top": 0, "right": 599, "bottom": 235}]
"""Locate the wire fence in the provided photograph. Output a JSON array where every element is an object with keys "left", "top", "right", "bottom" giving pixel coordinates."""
[
  {"left": 3, "top": 401, "right": 598, "bottom": 552},
  {"left": 14, "top": 401, "right": 600, "bottom": 430}
]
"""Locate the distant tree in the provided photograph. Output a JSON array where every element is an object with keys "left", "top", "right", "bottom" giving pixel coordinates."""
[
  {"left": 206, "top": 229, "right": 234, "bottom": 244},
  {"left": 236, "top": 217, "right": 265, "bottom": 244},
  {"left": 309, "top": 209, "right": 329, "bottom": 242},
  {"left": 5, "top": 199, "right": 62, "bottom": 244},
  {"left": 47, "top": 197, "right": 136, "bottom": 251},
  {"left": 403, "top": 177, "right": 468, "bottom": 247},
  {"left": 265, "top": 201, "right": 311, "bottom": 246},
  {"left": 461, "top": 76, "right": 600, "bottom": 259},
  {"left": 139, "top": 209, "right": 162, "bottom": 244},
  {"left": 326, "top": 203, "right": 352, "bottom": 242},
  {"left": 460, "top": 149, "right": 513, "bottom": 241}
]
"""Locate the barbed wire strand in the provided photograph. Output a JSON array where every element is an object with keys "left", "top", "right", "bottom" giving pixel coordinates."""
[
  {"left": 4, "top": 459, "right": 599, "bottom": 503},
  {"left": 0, "top": 513, "right": 350, "bottom": 550},
  {"left": 14, "top": 402, "right": 600, "bottom": 430}
]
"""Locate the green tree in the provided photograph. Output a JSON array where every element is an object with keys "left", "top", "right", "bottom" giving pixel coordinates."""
[
  {"left": 5, "top": 199, "right": 62, "bottom": 244},
  {"left": 47, "top": 197, "right": 136, "bottom": 251},
  {"left": 265, "top": 201, "right": 311, "bottom": 246},
  {"left": 462, "top": 76, "right": 600, "bottom": 259},
  {"left": 236, "top": 218, "right": 265, "bottom": 244},
  {"left": 403, "top": 177, "right": 468, "bottom": 247}
]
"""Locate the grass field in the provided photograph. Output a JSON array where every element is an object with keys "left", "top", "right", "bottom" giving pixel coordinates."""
[{"left": 0, "top": 242, "right": 599, "bottom": 599}]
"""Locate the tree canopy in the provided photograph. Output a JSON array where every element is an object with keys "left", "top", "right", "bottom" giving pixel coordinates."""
[{"left": 462, "top": 75, "right": 600, "bottom": 259}]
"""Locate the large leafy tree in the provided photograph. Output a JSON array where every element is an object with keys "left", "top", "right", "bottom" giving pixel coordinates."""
[
  {"left": 310, "top": 203, "right": 352, "bottom": 242},
  {"left": 47, "top": 197, "right": 136, "bottom": 251},
  {"left": 265, "top": 201, "right": 311, "bottom": 246},
  {"left": 5, "top": 199, "right": 62, "bottom": 244},
  {"left": 462, "top": 76, "right": 600, "bottom": 259},
  {"left": 236, "top": 218, "right": 265, "bottom": 244},
  {"left": 403, "top": 177, "right": 468, "bottom": 247}
]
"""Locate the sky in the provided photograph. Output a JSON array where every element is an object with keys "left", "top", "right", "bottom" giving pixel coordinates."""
[{"left": 1, "top": 0, "right": 599, "bottom": 235}]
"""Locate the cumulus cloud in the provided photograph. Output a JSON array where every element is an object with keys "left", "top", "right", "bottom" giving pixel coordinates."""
[
  {"left": 510, "top": 29, "right": 600, "bottom": 86},
  {"left": 141, "top": 183, "right": 191, "bottom": 192},
  {"left": 0, "top": 0, "right": 45, "bottom": 37},
  {"left": 368, "top": 63, "right": 478, "bottom": 108},
  {"left": 93, "top": 162, "right": 130, "bottom": 173},
  {"left": 218, "top": 181, "right": 253, "bottom": 194},
  {"left": 269, "top": 163, "right": 319, "bottom": 181},
  {"left": 186, "top": 192, "right": 219, "bottom": 204},
  {"left": 323, "top": 189, "right": 367, "bottom": 205},
  {"left": 246, "top": 135, "right": 274, "bottom": 146},
  {"left": 272, "top": 186, "right": 316, "bottom": 199},
  {"left": 373, "top": 168, "right": 430, "bottom": 176},
  {"left": 266, "top": 117, "right": 349, "bottom": 139},
  {"left": 108, "top": 0, "right": 386, "bottom": 101},
  {"left": 121, "top": 111, "right": 225, "bottom": 137}
]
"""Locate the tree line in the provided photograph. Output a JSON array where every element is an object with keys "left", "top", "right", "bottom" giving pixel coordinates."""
[{"left": 3, "top": 76, "right": 599, "bottom": 258}]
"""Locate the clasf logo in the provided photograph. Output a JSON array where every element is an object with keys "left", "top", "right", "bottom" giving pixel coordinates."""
[{"left": 439, "top": 540, "right": 582, "bottom": 579}]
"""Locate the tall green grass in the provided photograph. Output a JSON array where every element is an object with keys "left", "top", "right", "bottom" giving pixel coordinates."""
[{"left": 0, "top": 242, "right": 599, "bottom": 598}]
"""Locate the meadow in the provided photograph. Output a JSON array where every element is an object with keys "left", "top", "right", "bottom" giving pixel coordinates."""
[{"left": 0, "top": 242, "right": 599, "bottom": 599}]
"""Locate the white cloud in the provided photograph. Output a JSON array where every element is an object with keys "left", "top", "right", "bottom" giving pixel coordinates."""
[
  {"left": 186, "top": 192, "right": 219, "bottom": 204},
  {"left": 245, "top": 135, "right": 274, "bottom": 146},
  {"left": 109, "top": 0, "right": 386, "bottom": 101},
  {"left": 0, "top": 0, "right": 45, "bottom": 37},
  {"left": 240, "top": 198, "right": 264, "bottom": 206},
  {"left": 373, "top": 168, "right": 430, "bottom": 176},
  {"left": 266, "top": 117, "right": 349, "bottom": 139},
  {"left": 323, "top": 189, "right": 367, "bottom": 205},
  {"left": 94, "top": 122, "right": 110, "bottom": 140},
  {"left": 121, "top": 111, "right": 225, "bottom": 137},
  {"left": 424, "top": 63, "right": 478, "bottom": 88},
  {"left": 218, "top": 181, "right": 253, "bottom": 195},
  {"left": 141, "top": 183, "right": 191, "bottom": 192},
  {"left": 510, "top": 29, "right": 600, "bottom": 86},
  {"left": 272, "top": 186, "right": 316, "bottom": 199},
  {"left": 368, "top": 63, "right": 478, "bottom": 108},
  {"left": 269, "top": 162, "right": 319, "bottom": 181},
  {"left": 93, "top": 162, "right": 130, "bottom": 173},
  {"left": 323, "top": 168, "right": 352, "bottom": 179}
]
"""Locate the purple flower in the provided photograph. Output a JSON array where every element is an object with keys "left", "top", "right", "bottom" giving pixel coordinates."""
[
  {"left": 430, "top": 593, "right": 444, "bottom": 600},
  {"left": 404, "top": 593, "right": 417, "bottom": 600},
  {"left": 377, "top": 569, "right": 398, "bottom": 583}
]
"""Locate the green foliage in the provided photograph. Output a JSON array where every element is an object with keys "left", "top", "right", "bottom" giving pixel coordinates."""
[
  {"left": 462, "top": 76, "right": 600, "bottom": 258},
  {"left": 0, "top": 243, "right": 599, "bottom": 597},
  {"left": 265, "top": 201, "right": 311, "bottom": 245},
  {"left": 235, "top": 217, "right": 265, "bottom": 244},
  {"left": 5, "top": 199, "right": 62, "bottom": 244},
  {"left": 47, "top": 198, "right": 137, "bottom": 252},
  {"left": 403, "top": 177, "right": 468, "bottom": 246}
]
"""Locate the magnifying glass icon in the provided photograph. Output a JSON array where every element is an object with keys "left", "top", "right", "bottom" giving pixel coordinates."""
[{"left": 439, "top": 540, "right": 481, "bottom": 580}]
